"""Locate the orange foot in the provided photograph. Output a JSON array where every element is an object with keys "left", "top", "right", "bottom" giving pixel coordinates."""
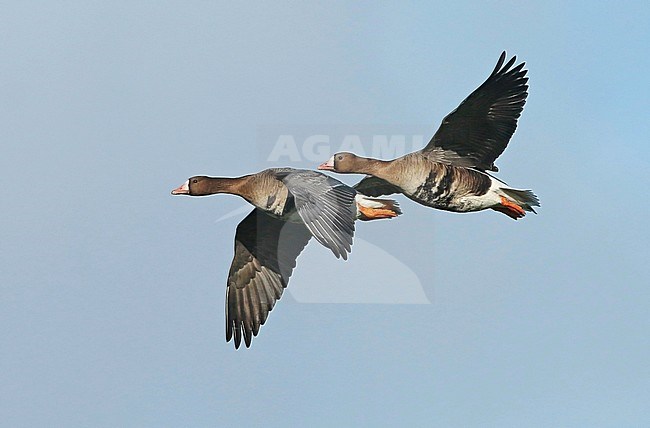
[
  {"left": 357, "top": 204, "right": 399, "bottom": 221},
  {"left": 498, "top": 196, "right": 526, "bottom": 219}
]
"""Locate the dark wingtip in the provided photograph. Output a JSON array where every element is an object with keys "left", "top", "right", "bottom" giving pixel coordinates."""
[
  {"left": 234, "top": 328, "right": 242, "bottom": 349},
  {"left": 243, "top": 329, "right": 252, "bottom": 348},
  {"left": 226, "top": 318, "right": 233, "bottom": 345},
  {"left": 492, "top": 51, "right": 525, "bottom": 77},
  {"left": 502, "top": 55, "right": 517, "bottom": 73},
  {"left": 491, "top": 51, "right": 507, "bottom": 76}
]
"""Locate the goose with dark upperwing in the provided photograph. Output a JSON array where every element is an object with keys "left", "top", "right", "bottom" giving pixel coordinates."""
[
  {"left": 318, "top": 52, "right": 539, "bottom": 219},
  {"left": 171, "top": 168, "right": 401, "bottom": 349}
]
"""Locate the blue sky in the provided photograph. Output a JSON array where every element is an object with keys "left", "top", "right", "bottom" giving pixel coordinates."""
[{"left": 2, "top": 2, "right": 649, "bottom": 427}]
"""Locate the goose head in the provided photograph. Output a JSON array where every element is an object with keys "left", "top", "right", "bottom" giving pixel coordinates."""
[
  {"left": 317, "top": 152, "right": 360, "bottom": 173},
  {"left": 171, "top": 176, "right": 221, "bottom": 196}
]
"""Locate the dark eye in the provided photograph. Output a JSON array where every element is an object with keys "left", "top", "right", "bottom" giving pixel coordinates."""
[
  {"left": 337, "top": 155, "right": 343, "bottom": 160},
  {"left": 192, "top": 179, "right": 198, "bottom": 183}
]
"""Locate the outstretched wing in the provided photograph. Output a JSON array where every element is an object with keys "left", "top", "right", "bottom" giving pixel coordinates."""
[
  {"left": 421, "top": 52, "right": 528, "bottom": 171},
  {"left": 277, "top": 169, "right": 356, "bottom": 260},
  {"left": 226, "top": 208, "right": 312, "bottom": 349},
  {"left": 353, "top": 175, "right": 401, "bottom": 197}
]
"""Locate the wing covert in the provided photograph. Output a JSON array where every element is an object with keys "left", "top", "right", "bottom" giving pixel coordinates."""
[{"left": 279, "top": 170, "right": 356, "bottom": 260}]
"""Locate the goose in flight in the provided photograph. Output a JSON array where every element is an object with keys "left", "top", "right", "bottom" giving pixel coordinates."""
[
  {"left": 171, "top": 168, "right": 401, "bottom": 348},
  {"left": 319, "top": 52, "right": 539, "bottom": 219}
]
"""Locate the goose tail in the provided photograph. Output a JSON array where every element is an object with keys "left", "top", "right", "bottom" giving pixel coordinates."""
[
  {"left": 492, "top": 188, "right": 540, "bottom": 220},
  {"left": 355, "top": 195, "right": 402, "bottom": 221}
]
